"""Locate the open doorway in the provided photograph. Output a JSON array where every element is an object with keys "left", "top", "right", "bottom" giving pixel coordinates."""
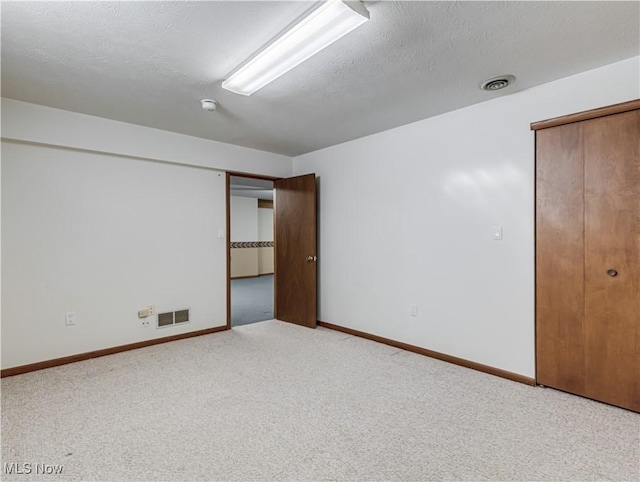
[
  {"left": 226, "top": 172, "right": 318, "bottom": 329},
  {"left": 228, "top": 175, "right": 275, "bottom": 327}
]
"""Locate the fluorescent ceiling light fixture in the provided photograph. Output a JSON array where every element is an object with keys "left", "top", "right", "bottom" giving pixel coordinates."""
[{"left": 222, "top": 0, "right": 369, "bottom": 96}]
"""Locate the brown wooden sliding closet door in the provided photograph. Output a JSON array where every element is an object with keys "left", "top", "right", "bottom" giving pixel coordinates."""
[
  {"left": 535, "top": 101, "right": 640, "bottom": 412},
  {"left": 582, "top": 110, "right": 640, "bottom": 410},
  {"left": 536, "top": 123, "right": 587, "bottom": 396}
]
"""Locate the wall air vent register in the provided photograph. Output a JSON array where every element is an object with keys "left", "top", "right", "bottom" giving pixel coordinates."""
[{"left": 157, "top": 309, "right": 190, "bottom": 328}]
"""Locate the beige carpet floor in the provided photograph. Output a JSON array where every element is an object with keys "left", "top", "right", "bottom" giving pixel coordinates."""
[{"left": 1, "top": 320, "right": 639, "bottom": 481}]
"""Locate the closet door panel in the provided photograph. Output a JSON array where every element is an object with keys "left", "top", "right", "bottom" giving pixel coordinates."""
[
  {"left": 583, "top": 110, "right": 640, "bottom": 411},
  {"left": 536, "top": 123, "right": 586, "bottom": 394}
]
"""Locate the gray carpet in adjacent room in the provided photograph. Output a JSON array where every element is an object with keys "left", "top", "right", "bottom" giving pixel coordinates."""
[
  {"left": 231, "top": 274, "right": 274, "bottom": 326},
  {"left": 2, "top": 320, "right": 638, "bottom": 481}
]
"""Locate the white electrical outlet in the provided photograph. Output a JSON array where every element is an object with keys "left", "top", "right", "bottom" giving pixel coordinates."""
[
  {"left": 147, "top": 305, "right": 155, "bottom": 316},
  {"left": 410, "top": 304, "right": 418, "bottom": 317},
  {"left": 65, "top": 312, "right": 76, "bottom": 326}
]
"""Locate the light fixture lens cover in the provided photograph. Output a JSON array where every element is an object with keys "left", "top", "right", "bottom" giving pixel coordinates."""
[{"left": 223, "top": 0, "right": 369, "bottom": 96}]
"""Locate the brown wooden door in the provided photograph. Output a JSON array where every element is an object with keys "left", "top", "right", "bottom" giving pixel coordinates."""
[
  {"left": 536, "top": 105, "right": 640, "bottom": 412},
  {"left": 274, "top": 174, "right": 317, "bottom": 328},
  {"left": 582, "top": 110, "right": 640, "bottom": 411},
  {"left": 536, "top": 122, "right": 587, "bottom": 397}
]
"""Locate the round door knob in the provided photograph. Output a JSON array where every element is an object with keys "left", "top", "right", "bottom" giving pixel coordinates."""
[{"left": 607, "top": 269, "right": 618, "bottom": 277}]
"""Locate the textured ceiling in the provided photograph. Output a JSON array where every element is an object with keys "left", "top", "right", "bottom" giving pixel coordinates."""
[{"left": 2, "top": 1, "right": 639, "bottom": 156}]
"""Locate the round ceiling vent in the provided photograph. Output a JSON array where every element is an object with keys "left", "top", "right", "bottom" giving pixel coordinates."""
[{"left": 480, "top": 75, "right": 516, "bottom": 91}]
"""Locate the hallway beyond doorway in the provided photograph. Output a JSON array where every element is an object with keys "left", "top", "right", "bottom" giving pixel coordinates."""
[{"left": 231, "top": 274, "right": 274, "bottom": 326}]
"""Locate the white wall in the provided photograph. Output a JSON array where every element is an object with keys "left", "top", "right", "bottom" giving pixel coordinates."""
[
  {"left": 230, "top": 196, "right": 259, "bottom": 242},
  {"left": 293, "top": 56, "right": 640, "bottom": 378},
  {"left": 258, "top": 208, "right": 274, "bottom": 242},
  {"left": 230, "top": 197, "right": 275, "bottom": 277},
  {"left": 1, "top": 100, "right": 293, "bottom": 369},
  {"left": 230, "top": 196, "right": 260, "bottom": 278},
  {"left": 1, "top": 142, "right": 226, "bottom": 368},
  {"left": 1, "top": 99, "right": 292, "bottom": 178},
  {"left": 258, "top": 207, "right": 275, "bottom": 275}
]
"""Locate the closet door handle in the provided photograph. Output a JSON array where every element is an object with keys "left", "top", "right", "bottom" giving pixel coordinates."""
[{"left": 607, "top": 269, "right": 618, "bottom": 277}]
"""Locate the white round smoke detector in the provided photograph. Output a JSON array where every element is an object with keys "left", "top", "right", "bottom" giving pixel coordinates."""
[
  {"left": 480, "top": 75, "right": 516, "bottom": 91},
  {"left": 201, "top": 99, "right": 218, "bottom": 111}
]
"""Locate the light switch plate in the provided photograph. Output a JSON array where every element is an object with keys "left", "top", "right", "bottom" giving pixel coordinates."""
[
  {"left": 65, "top": 312, "right": 76, "bottom": 326},
  {"left": 492, "top": 225, "right": 503, "bottom": 240}
]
